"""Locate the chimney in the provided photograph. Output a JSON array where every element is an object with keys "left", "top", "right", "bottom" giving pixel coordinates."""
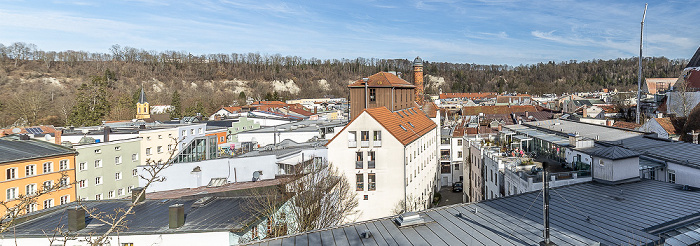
[
  {"left": 19, "top": 134, "right": 30, "bottom": 140},
  {"left": 413, "top": 57, "right": 424, "bottom": 104},
  {"left": 103, "top": 126, "right": 110, "bottom": 143},
  {"left": 131, "top": 187, "right": 145, "bottom": 204},
  {"left": 525, "top": 111, "right": 529, "bottom": 118},
  {"left": 169, "top": 204, "right": 185, "bottom": 229},
  {"left": 691, "top": 130, "right": 699, "bottom": 144},
  {"left": 54, "top": 130, "right": 62, "bottom": 145},
  {"left": 139, "top": 124, "right": 146, "bottom": 129},
  {"left": 540, "top": 162, "right": 555, "bottom": 246},
  {"left": 68, "top": 206, "right": 86, "bottom": 232},
  {"left": 582, "top": 106, "right": 587, "bottom": 118},
  {"left": 363, "top": 78, "right": 369, "bottom": 110},
  {"left": 606, "top": 119, "right": 613, "bottom": 127}
]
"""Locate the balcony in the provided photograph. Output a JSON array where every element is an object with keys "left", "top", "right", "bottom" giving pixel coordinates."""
[
  {"left": 360, "top": 141, "right": 370, "bottom": 148},
  {"left": 348, "top": 141, "right": 357, "bottom": 148},
  {"left": 441, "top": 155, "right": 450, "bottom": 161},
  {"left": 373, "top": 140, "right": 382, "bottom": 147},
  {"left": 368, "top": 161, "right": 375, "bottom": 169},
  {"left": 356, "top": 161, "right": 363, "bottom": 169}
]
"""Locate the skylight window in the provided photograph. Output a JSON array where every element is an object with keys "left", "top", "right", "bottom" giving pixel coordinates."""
[
  {"left": 400, "top": 125, "right": 407, "bottom": 131},
  {"left": 408, "top": 122, "right": 415, "bottom": 127}
]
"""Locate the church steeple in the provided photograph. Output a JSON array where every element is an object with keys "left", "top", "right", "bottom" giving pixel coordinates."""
[{"left": 136, "top": 86, "right": 151, "bottom": 119}]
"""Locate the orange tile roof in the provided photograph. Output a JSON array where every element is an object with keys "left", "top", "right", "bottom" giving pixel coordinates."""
[
  {"left": 365, "top": 107, "right": 437, "bottom": 145},
  {"left": 439, "top": 92, "right": 496, "bottom": 100},
  {"left": 0, "top": 125, "right": 58, "bottom": 135},
  {"left": 348, "top": 72, "right": 415, "bottom": 88},
  {"left": 655, "top": 118, "right": 678, "bottom": 135},
  {"left": 612, "top": 121, "right": 641, "bottom": 130},
  {"left": 496, "top": 95, "right": 532, "bottom": 104},
  {"left": 422, "top": 101, "right": 439, "bottom": 118},
  {"left": 251, "top": 101, "right": 287, "bottom": 106},
  {"left": 219, "top": 106, "right": 242, "bottom": 113},
  {"left": 288, "top": 107, "right": 313, "bottom": 116},
  {"left": 461, "top": 105, "right": 538, "bottom": 115}
]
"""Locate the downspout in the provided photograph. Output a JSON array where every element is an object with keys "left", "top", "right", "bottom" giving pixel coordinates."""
[
  {"left": 363, "top": 78, "right": 369, "bottom": 110},
  {"left": 403, "top": 145, "right": 407, "bottom": 213}
]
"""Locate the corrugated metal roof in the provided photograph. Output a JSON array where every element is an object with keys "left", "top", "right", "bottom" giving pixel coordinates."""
[
  {"left": 247, "top": 180, "right": 700, "bottom": 246},
  {"left": 0, "top": 137, "right": 76, "bottom": 164},
  {"left": 591, "top": 146, "right": 640, "bottom": 160}
]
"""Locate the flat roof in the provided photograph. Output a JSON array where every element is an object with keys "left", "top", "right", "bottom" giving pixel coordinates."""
[{"left": 245, "top": 180, "right": 700, "bottom": 245}]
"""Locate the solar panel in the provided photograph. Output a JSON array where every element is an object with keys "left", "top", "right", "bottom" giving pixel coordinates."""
[{"left": 25, "top": 128, "right": 43, "bottom": 134}]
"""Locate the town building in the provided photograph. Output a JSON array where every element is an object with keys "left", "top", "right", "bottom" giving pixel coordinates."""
[
  {"left": 135, "top": 87, "right": 150, "bottom": 120},
  {"left": 326, "top": 106, "right": 438, "bottom": 221},
  {"left": 348, "top": 72, "right": 416, "bottom": 119},
  {"left": 138, "top": 123, "right": 207, "bottom": 165},
  {"left": 0, "top": 135, "right": 76, "bottom": 214},
  {"left": 73, "top": 137, "right": 141, "bottom": 201}
]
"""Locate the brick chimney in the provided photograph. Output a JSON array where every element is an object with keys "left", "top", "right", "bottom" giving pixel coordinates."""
[
  {"left": 582, "top": 106, "right": 588, "bottom": 118},
  {"left": 54, "top": 130, "right": 62, "bottom": 145},
  {"left": 413, "top": 57, "right": 424, "bottom": 104}
]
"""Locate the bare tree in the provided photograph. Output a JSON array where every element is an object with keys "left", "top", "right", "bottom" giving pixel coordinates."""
[
  {"left": 0, "top": 172, "right": 73, "bottom": 233},
  {"left": 671, "top": 76, "right": 695, "bottom": 117},
  {"left": 245, "top": 157, "right": 358, "bottom": 241}
]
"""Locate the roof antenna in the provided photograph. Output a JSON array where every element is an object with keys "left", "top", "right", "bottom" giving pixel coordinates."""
[{"left": 540, "top": 161, "right": 556, "bottom": 246}]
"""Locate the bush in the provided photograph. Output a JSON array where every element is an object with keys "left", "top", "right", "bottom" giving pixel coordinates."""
[{"left": 433, "top": 192, "right": 442, "bottom": 205}]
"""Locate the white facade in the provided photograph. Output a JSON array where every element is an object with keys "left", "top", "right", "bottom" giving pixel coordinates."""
[
  {"left": 0, "top": 231, "right": 233, "bottom": 246},
  {"left": 638, "top": 118, "right": 673, "bottom": 139},
  {"left": 327, "top": 111, "right": 438, "bottom": 222},
  {"left": 139, "top": 124, "right": 206, "bottom": 166},
  {"left": 592, "top": 156, "right": 640, "bottom": 182}
]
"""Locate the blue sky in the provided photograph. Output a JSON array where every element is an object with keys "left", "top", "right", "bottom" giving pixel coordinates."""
[{"left": 1, "top": 0, "right": 698, "bottom": 65}]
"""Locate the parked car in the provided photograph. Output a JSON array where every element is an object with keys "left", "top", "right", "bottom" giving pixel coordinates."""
[{"left": 452, "top": 182, "right": 463, "bottom": 192}]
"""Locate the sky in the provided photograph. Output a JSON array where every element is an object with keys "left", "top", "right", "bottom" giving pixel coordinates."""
[{"left": 0, "top": 0, "right": 698, "bottom": 65}]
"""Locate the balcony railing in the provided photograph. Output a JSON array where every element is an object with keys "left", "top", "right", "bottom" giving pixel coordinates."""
[
  {"left": 441, "top": 155, "right": 450, "bottom": 160},
  {"left": 356, "top": 161, "right": 363, "bottom": 169},
  {"left": 348, "top": 141, "right": 357, "bottom": 148},
  {"left": 360, "top": 141, "right": 369, "bottom": 148},
  {"left": 368, "top": 161, "right": 375, "bottom": 169},
  {"left": 373, "top": 140, "right": 382, "bottom": 147}
]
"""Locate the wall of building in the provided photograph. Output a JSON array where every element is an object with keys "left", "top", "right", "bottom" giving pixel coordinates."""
[
  {"left": 237, "top": 130, "right": 319, "bottom": 147},
  {"left": 0, "top": 231, "right": 232, "bottom": 246},
  {"left": 592, "top": 157, "right": 639, "bottom": 182},
  {"left": 228, "top": 117, "right": 261, "bottom": 142},
  {"left": 74, "top": 138, "right": 141, "bottom": 201},
  {"left": 139, "top": 124, "right": 206, "bottom": 166},
  {"left": 61, "top": 133, "right": 139, "bottom": 144},
  {"left": 0, "top": 153, "right": 76, "bottom": 214},
  {"left": 639, "top": 119, "right": 670, "bottom": 139}
]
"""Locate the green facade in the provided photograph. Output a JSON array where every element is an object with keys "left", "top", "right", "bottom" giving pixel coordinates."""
[
  {"left": 74, "top": 138, "right": 141, "bottom": 200},
  {"left": 228, "top": 117, "right": 261, "bottom": 142}
]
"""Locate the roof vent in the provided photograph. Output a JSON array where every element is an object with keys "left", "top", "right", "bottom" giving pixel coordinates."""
[
  {"left": 360, "top": 230, "right": 372, "bottom": 239},
  {"left": 394, "top": 212, "right": 426, "bottom": 227},
  {"left": 192, "top": 196, "right": 215, "bottom": 207}
]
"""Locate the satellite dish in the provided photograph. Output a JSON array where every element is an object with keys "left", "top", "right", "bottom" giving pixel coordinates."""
[
  {"left": 44, "top": 134, "right": 52, "bottom": 141},
  {"left": 11, "top": 128, "right": 21, "bottom": 134},
  {"left": 252, "top": 171, "right": 261, "bottom": 181}
]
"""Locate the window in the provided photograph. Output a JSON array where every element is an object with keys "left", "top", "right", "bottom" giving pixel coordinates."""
[
  {"left": 458, "top": 151, "right": 463, "bottom": 158},
  {"left": 25, "top": 184, "right": 36, "bottom": 196},
  {"left": 147, "top": 136, "right": 151, "bottom": 141},
  {"left": 168, "top": 133, "right": 172, "bottom": 138},
  {"left": 95, "top": 149, "right": 102, "bottom": 154},
  {"left": 95, "top": 176, "right": 103, "bottom": 185},
  {"left": 6, "top": 168, "right": 16, "bottom": 180},
  {"left": 94, "top": 159, "right": 102, "bottom": 168},
  {"left": 220, "top": 136, "right": 225, "bottom": 142},
  {"left": 114, "top": 156, "right": 122, "bottom": 165},
  {"left": 79, "top": 162, "right": 87, "bottom": 171},
  {"left": 59, "top": 160, "right": 69, "bottom": 170},
  {"left": 368, "top": 173, "right": 376, "bottom": 191},
  {"left": 368, "top": 151, "right": 376, "bottom": 169},
  {"left": 60, "top": 177, "right": 69, "bottom": 187},
  {"left": 458, "top": 139, "right": 463, "bottom": 146},
  {"left": 356, "top": 174, "right": 364, "bottom": 191},
  {"left": 373, "top": 131, "right": 381, "bottom": 147},
  {"left": 43, "top": 162, "right": 53, "bottom": 173},
  {"left": 198, "top": 128, "right": 203, "bottom": 134},
  {"left": 182, "top": 130, "right": 186, "bottom": 136},
  {"left": 6, "top": 187, "right": 17, "bottom": 200},
  {"left": 168, "top": 144, "right": 172, "bottom": 151},
  {"left": 117, "top": 188, "right": 124, "bottom": 196},
  {"left": 132, "top": 153, "right": 138, "bottom": 161},
  {"left": 157, "top": 146, "right": 163, "bottom": 153},
  {"left": 60, "top": 195, "right": 69, "bottom": 205},
  {"left": 158, "top": 135, "right": 162, "bottom": 139},
  {"left": 95, "top": 194, "right": 102, "bottom": 200},
  {"left": 669, "top": 170, "right": 676, "bottom": 184},
  {"left": 115, "top": 172, "right": 122, "bottom": 180},
  {"left": 599, "top": 159, "right": 605, "bottom": 166},
  {"left": 361, "top": 131, "right": 369, "bottom": 141},
  {"left": 146, "top": 148, "right": 152, "bottom": 155},
  {"left": 25, "top": 165, "right": 35, "bottom": 176},
  {"left": 363, "top": 195, "right": 368, "bottom": 200},
  {"left": 78, "top": 180, "right": 87, "bottom": 188},
  {"left": 108, "top": 190, "right": 115, "bottom": 198},
  {"left": 43, "top": 199, "right": 54, "bottom": 209},
  {"left": 356, "top": 152, "right": 363, "bottom": 169},
  {"left": 190, "top": 129, "right": 194, "bottom": 134},
  {"left": 369, "top": 88, "right": 376, "bottom": 102},
  {"left": 115, "top": 146, "right": 121, "bottom": 151},
  {"left": 43, "top": 181, "right": 53, "bottom": 191},
  {"left": 454, "top": 163, "right": 460, "bottom": 170},
  {"left": 26, "top": 203, "right": 37, "bottom": 213},
  {"left": 348, "top": 131, "right": 357, "bottom": 147},
  {"left": 132, "top": 168, "right": 138, "bottom": 177}
]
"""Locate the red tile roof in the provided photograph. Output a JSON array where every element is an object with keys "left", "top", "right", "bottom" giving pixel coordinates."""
[
  {"left": 439, "top": 92, "right": 496, "bottom": 100},
  {"left": 655, "top": 118, "right": 678, "bottom": 135},
  {"left": 288, "top": 107, "right": 313, "bottom": 116},
  {"left": 612, "top": 121, "right": 640, "bottom": 130},
  {"left": 219, "top": 106, "right": 242, "bottom": 113},
  {"left": 462, "top": 105, "right": 538, "bottom": 115},
  {"left": 348, "top": 72, "right": 415, "bottom": 88},
  {"left": 422, "top": 101, "right": 439, "bottom": 118},
  {"left": 365, "top": 107, "right": 436, "bottom": 145}
]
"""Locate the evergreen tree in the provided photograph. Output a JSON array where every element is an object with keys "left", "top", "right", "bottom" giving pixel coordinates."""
[
  {"left": 69, "top": 75, "right": 110, "bottom": 126},
  {"left": 238, "top": 91, "right": 246, "bottom": 105},
  {"left": 170, "top": 90, "right": 182, "bottom": 119}
]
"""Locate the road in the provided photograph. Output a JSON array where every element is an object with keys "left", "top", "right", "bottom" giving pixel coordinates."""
[{"left": 436, "top": 186, "right": 464, "bottom": 207}]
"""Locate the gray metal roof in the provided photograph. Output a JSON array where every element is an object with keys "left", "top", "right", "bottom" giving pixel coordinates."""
[
  {"left": 590, "top": 146, "right": 640, "bottom": 160},
  {"left": 245, "top": 180, "right": 700, "bottom": 246},
  {"left": 0, "top": 136, "right": 76, "bottom": 164},
  {"left": 6, "top": 196, "right": 267, "bottom": 237}
]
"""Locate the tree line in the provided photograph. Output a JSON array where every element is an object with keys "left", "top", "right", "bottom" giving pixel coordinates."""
[{"left": 0, "top": 42, "right": 689, "bottom": 127}]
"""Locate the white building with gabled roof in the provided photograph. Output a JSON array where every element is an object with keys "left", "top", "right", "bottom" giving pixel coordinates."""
[{"left": 326, "top": 106, "right": 438, "bottom": 222}]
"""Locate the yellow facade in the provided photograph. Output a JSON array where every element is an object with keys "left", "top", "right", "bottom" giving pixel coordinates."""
[
  {"left": 136, "top": 102, "right": 151, "bottom": 119},
  {"left": 0, "top": 154, "right": 76, "bottom": 215}
]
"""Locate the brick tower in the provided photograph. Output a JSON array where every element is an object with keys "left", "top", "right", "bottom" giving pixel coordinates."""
[{"left": 413, "top": 56, "right": 424, "bottom": 104}]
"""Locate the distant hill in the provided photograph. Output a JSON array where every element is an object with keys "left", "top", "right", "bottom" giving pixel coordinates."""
[{"left": 0, "top": 42, "right": 688, "bottom": 127}]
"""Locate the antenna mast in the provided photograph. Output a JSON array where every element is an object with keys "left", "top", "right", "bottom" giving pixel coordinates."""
[{"left": 636, "top": 3, "right": 648, "bottom": 124}]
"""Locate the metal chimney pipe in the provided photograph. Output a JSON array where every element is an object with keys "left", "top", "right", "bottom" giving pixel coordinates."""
[
  {"left": 363, "top": 78, "right": 369, "bottom": 110},
  {"left": 540, "top": 162, "right": 555, "bottom": 246}
]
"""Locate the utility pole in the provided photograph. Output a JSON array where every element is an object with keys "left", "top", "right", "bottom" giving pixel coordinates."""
[{"left": 636, "top": 3, "right": 648, "bottom": 124}]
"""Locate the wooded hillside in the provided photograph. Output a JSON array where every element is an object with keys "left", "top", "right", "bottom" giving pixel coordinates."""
[{"left": 0, "top": 42, "right": 688, "bottom": 127}]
